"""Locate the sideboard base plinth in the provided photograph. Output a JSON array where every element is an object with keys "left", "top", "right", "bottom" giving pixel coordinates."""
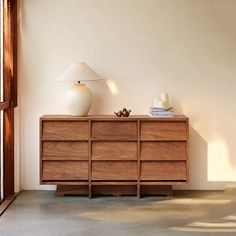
[{"left": 55, "top": 185, "right": 173, "bottom": 198}]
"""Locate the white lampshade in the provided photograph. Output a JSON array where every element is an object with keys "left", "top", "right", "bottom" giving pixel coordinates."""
[{"left": 56, "top": 62, "right": 102, "bottom": 82}]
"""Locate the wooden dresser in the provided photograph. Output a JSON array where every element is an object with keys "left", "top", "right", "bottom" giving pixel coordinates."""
[{"left": 40, "top": 115, "right": 189, "bottom": 198}]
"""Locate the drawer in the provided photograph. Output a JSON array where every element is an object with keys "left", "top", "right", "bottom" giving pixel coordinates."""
[
  {"left": 42, "top": 161, "right": 88, "bottom": 180},
  {"left": 42, "top": 121, "right": 89, "bottom": 140},
  {"left": 141, "top": 121, "right": 187, "bottom": 140},
  {"left": 92, "top": 121, "right": 137, "bottom": 140},
  {"left": 141, "top": 141, "right": 186, "bottom": 160},
  {"left": 141, "top": 161, "right": 187, "bottom": 181},
  {"left": 42, "top": 141, "right": 89, "bottom": 160},
  {"left": 92, "top": 141, "right": 137, "bottom": 160},
  {"left": 92, "top": 161, "right": 137, "bottom": 180}
]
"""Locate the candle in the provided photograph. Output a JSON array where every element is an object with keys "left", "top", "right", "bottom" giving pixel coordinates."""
[
  {"left": 158, "top": 100, "right": 166, "bottom": 108},
  {"left": 160, "top": 92, "right": 169, "bottom": 108},
  {"left": 153, "top": 97, "right": 159, "bottom": 107}
]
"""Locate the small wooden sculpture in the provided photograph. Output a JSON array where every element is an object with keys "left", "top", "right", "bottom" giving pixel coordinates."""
[
  {"left": 122, "top": 108, "right": 131, "bottom": 117},
  {"left": 114, "top": 110, "right": 123, "bottom": 117},
  {"left": 114, "top": 108, "right": 131, "bottom": 117}
]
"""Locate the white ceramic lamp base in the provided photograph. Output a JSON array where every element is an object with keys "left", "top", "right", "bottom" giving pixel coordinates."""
[{"left": 65, "top": 83, "right": 92, "bottom": 116}]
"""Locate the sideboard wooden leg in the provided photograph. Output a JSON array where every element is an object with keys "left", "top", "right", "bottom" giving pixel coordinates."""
[
  {"left": 55, "top": 186, "right": 65, "bottom": 196},
  {"left": 137, "top": 184, "right": 141, "bottom": 199},
  {"left": 140, "top": 185, "right": 173, "bottom": 197},
  {"left": 89, "top": 185, "right": 92, "bottom": 199},
  {"left": 55, "top": 185, "right": 89, "bottom": 196},
  {"left": 55, "top": 185, "right": 173, "bottom": 197}
]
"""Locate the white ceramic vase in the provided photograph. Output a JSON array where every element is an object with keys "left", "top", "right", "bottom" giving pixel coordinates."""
[{"left": 65, "top": 83, "right": 92, "bottom": 116}]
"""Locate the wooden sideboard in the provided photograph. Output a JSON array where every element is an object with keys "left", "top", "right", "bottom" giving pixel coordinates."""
[{"left": 40, "top": 115, "right": 189, "bottom": 198}]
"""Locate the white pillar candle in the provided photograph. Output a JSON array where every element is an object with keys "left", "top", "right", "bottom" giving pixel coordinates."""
[
  {"left": 153, "top": 97, "right": 159, "bottom": 107},
  {"left": 160, "top": 92, "right": 169, "bottom": 108},
  {"left": 161, "top": 92, "right": 169, "bottom": 102},
  {"left": 158, "top": 100, "right": 166, "bottom": 108}
]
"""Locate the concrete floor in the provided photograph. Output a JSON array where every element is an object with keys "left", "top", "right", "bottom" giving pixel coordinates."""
[{"left": 0, "top": 190, "right": 236, "bottom": 236}]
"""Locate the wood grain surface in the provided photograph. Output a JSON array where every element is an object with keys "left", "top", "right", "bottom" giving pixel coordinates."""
[
  {"left": 92, "top": 141, "right": 137, "bottom": 160},
  {"left": 141, "top": 141, "right": 186, "bottom": 160},
  {"left": 92, "top": 161, "right": 137, "bottom": 180},
  {"left": 42, "top": 121, "right": 89, "bottom": 140},
  {"left": 141, "top": 121, "right": 187, "bottom": 140},
  {"left": 42, "top": 141, "right": 88, "bottom": 160},
  {"left": 92, "top": 121, "right": 137, "bottom": 140},
  {"left": 141, "top": 161, "right": 187, "bottom": 180},
  {"left": 42, "top": 161, "right": 88, "bottom": 180}
]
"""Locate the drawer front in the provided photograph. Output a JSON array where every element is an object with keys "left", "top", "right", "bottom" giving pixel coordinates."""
[
  {"left": 42, "top": 121, "right": 89, "bottom": 140},
  {"left": 92, "top": 121, "right": 137, "bottom": 140},
  {"left": 42, "top": 161, "right": 88, "bottom": 180},
  {"left": 141, "top": 141, "right": 186, "bottom": 160},
  {"left": 92, "top": 161, "right": 137, "bottom": 180},
  {"left": 141, "top": 161, "right": 187, "bottom": 180},
  {"left": 141, "top": 122, "right": 187, "bottom": 140},
  {"left": 92, "top": 141, "right": 137, "bottom": 160},
  {"left": 42, "top": 141, "right": 89, "bottom": 160}
]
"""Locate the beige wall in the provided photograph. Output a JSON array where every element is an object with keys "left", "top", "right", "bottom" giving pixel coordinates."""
[{"left": 17, "top": 0, "right": 236, "bottom": 191}]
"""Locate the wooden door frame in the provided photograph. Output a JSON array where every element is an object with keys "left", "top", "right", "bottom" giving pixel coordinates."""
[{"left": 1, "top": 0, "right": 17, "bottom": 200}]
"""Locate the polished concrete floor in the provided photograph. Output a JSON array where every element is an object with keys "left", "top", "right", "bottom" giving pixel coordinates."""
[{"left": 0, "top": 189, "right": 236, "bottom": 235}]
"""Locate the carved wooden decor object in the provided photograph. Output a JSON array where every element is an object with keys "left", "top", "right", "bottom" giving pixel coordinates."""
[
  {"left": 40, "top": 115, "right": 189, "bottom": 198},
  {"left": 114, "top": 108, "right": 131, "bottom": 117}
]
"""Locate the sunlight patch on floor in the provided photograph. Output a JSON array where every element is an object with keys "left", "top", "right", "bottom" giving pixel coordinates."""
[
  {"left": 223, "top": 215, "right": 236, "bottom": 221},
  {"left": 78, "top": 207, "right": 205, "bottom": 223},
  {"left": 171, "top": 219, "right": 236, "bottom": 232},
  {"left": 187, "top": 221, "right": 236, "bottom": 228},
  {"left": 171, "top": 226, "right": 236, "bottom": 233},
  {"left": 153, "top": 198, "right": 231, "bottom": 205}
]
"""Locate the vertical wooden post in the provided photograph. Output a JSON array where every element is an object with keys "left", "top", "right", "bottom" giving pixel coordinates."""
[
  {"left": 3, "top": 108, "right": 14, "bottom": 197},
  {"left": 88, "top": 120, "right": 92, "bottom": 199},
  {"left": 137, "top": 120, "right": 141, "bottom": 198},
  {"left": 3, "top": 0, "right": 17, "bottom": 198}
]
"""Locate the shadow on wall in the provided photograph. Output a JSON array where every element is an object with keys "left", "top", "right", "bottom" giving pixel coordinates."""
[
  {"left": 188, "top": 127, "right": 209, "bottom": 189},
  {"left": 177, "top": 126, "right": 229, "bottom": 190}
]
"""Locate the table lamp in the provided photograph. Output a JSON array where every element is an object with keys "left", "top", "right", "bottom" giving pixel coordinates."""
[{"left": 57, "top": 62, "right": 102, "bottom": 116}]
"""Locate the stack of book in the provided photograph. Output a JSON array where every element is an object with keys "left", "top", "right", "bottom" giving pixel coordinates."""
[{"left": 149, "top": 107, "right": 174, "bottom": 117}]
